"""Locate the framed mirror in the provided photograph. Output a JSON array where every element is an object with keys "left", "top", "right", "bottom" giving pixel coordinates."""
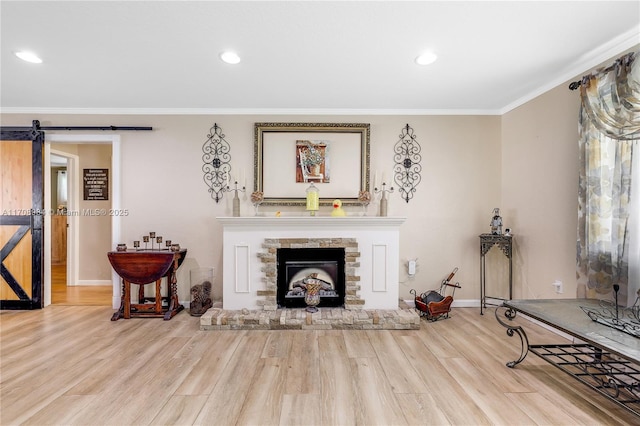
[{"left": 254, "top": 122, "right": 370, "bottom": 206}]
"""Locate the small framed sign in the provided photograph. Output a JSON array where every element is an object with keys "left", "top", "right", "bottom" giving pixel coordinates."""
[{"left": 83, "top": 168, "right": 109, "bottom": 200}]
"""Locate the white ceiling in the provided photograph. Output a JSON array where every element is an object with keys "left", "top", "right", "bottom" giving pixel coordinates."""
[{"left": 1, "top": 1, "right": 639, "bottom": 115}]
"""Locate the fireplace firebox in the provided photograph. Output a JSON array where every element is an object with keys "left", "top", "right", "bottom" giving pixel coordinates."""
[{"left": 277, "top": 247, "right": 345, "bottom": 308}]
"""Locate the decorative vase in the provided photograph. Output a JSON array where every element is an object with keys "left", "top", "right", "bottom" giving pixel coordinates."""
[
  {"left": 379, "top": 192, "right": 388, "bottom": 217},
  {"left": 233, "top": 191, "right": 240, "bottom": 217},
  {"left": 304, "top": 282, "right": 322, "bottom": 312}
]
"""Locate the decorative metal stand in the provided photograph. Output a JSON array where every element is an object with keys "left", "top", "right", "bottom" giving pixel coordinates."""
[
  {"left": 202, "top": 123, "right": 232, "bottom": 203},
  {"left": 393, "top": 123, "right": 422, "bottom": 203},
  {"left": 479, "top": 233, "right": 513, "bottom": 314},
  {"left": 225, "top": 181, "right": 246, "bottom": 217},
  {"left": 374, "top": 183, "right": 394, "bottom": 217}
]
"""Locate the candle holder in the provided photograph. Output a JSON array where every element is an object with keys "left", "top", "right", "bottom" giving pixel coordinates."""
[
  {"left": 306, "top": 182, "right": 319, "bottom": 216},
  {"left": 374, "top": 183, "right": 394, "bottom": 217},
  {"left": 224, "top": 181, "right": 246, "bottom": 217},
  {"left": 358, "top": 190, "right": 372, "bottom": 216},
  {"left": 131, "top": 234, "right": 177, "bottom": 251},
  {"left": 250, "top": 191, "right": 264, "bottom": 216}
]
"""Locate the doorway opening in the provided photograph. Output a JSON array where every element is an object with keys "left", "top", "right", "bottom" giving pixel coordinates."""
[{"left": 45, "top": 135, "right": 121, "bottom": 308}]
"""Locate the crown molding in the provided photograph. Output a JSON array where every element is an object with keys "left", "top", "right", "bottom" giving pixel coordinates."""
[{"left": 499, "top": 25, "right": 640, "bottom": 115}]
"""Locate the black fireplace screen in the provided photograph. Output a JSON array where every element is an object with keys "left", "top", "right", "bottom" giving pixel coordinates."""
[{"left": 277, "top": 247, "right": 345, "bottom": 308}]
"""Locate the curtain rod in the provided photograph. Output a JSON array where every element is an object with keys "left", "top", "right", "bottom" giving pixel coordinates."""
[{"left": 569, "top": 51, "right": 636, "bottom": 90}]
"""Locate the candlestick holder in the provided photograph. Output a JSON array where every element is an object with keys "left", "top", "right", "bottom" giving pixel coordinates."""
[
  {"left": 224, "top": 181, "right": 246, "bottom": 217},
  {"left": 374, "top": 183, "right": 394, "bottom": 217},
  {"left": 131, "top": 234, "right": 177, "bottom": 251}
]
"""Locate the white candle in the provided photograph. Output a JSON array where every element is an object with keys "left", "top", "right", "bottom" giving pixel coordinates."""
[
  {"left": 374, "top": 171, "right": 378, "bottom": 188},
  {"left": 382, "top": 172, "right": 386, "bottom": 184}
]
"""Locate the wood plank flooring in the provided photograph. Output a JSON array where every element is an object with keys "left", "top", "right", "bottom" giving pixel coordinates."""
[
  {"left": 51, "top": 264, "right": 112, "bottom": 306},
  {"left": 1, "top": 306, "right": 637, "bottom": 425}
]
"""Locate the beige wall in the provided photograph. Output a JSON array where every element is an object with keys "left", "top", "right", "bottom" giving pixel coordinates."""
[
  {"left": 502, "top": 84, "right": 581, "bottom": 299},
  {"left": 77, "top": 144, "right": 112, "bottom": 281},
  {"left": 2, "top": 113, "right": 503, "bottom": 300}
]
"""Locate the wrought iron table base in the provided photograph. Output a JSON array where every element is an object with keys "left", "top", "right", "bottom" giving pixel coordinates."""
[{"left": 496, "top": 305, "right": 640, "bottom": 417}]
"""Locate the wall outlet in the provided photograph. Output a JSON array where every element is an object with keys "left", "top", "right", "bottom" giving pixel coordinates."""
[
  {"left": 552, "top": 280, "right": 563, "bottom": 294},
  {"left": 408, "top": 259, "right": 417, "bottom": 276}
]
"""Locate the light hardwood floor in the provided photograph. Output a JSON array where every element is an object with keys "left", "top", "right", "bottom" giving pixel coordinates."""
[
  {"left": 1, "top": 305, "right": 637, "bottom": 425},
  {"left": 51, "top": 264, "right": 112, "bottom": 306}
]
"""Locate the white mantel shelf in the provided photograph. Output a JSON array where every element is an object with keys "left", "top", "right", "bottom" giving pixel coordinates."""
[
  {"left": 216, "top": 216, "right": 406, "bottom": 228},
  {"left": 217, "top": 216, "right": 406, "bottom": 310}
]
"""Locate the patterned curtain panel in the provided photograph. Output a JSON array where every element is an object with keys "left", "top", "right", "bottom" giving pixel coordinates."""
[
  {"left": 577, "top": 50, "right": 639, "bottom": 301},
  {"left": 580, "top": 51, "right": 640, "bottom": 139}
]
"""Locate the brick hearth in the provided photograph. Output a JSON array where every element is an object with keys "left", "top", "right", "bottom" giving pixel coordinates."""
[{"left": 200, "top": 300, "right": 421, "bottom": 330}]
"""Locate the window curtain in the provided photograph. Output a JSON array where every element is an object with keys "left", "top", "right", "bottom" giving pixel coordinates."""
[{"left": 577, "top": 50, "right": 639, "bottom": 303}]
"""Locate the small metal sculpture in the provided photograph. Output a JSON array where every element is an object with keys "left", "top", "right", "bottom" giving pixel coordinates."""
[
  {"left": 202, "top": 123, "right": 232, "bottom": 203},
  {"left": 393, "top": 123, "right": 422, "bottom": 203},
  {"left": 490, "top": 208, "right": 503, "bottom": 235}
]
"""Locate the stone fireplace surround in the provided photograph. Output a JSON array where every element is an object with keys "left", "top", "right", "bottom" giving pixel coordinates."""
[{"left": 200, "top": 216, "right": 420, "bottom": 330}]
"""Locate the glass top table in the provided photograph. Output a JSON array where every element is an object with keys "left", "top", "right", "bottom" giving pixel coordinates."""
[
  {"left": 497, "top": 299, "right": 640, "bottom": 416},
  {"left": 504, "top": 298, "right": 640, "bottom": 362}
]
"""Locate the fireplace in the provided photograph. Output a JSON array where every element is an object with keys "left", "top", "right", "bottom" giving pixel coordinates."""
[
  {"left": 217, "top": 216, "right": 406, "bottom": 310},
  {"left": 277, "top": 247, "right": 345, "bottom": 308}
]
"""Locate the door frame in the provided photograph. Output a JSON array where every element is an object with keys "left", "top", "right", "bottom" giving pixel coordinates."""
[
  {"left": 47, "top": 149, "right": 79, "bottom": 288},
  {"left": 44, "top": 134, "right": 122, "bottom": 308}
]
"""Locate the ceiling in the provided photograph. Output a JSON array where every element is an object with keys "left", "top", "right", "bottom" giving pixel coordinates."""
[{"left": 1, "top": 1, "right": 639, "bottom": 115}]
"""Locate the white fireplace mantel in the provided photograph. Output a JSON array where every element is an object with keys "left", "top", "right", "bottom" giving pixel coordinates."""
[{"left": 217, "top": 216, "right": 406, "bottom": 310}]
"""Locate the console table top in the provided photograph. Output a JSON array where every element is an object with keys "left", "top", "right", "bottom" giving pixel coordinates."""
[{"left": 505, "top": 298, "right": 640, "bottom": 362}]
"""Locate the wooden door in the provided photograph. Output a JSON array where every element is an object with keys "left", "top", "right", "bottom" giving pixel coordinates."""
[
  {"left": 51, "top": 215, "right": 67, "bottom": 265},
  {"left": 0, "top": 124, "right": 44, "bottom": 309}
]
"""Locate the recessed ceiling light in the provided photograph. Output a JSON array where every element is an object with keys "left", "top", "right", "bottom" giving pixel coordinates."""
[
  {"left": 220, "top": 51, "right": 241, "bottom": 64},
  {"left": 415, "top": 51, "right": 437, "bottom": 66},
  {"left": 15, "top": 51, "right": 43, "bottom": 64}
]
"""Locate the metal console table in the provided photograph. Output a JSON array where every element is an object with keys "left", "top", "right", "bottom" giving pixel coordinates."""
[
  {"left": 480, "top": 233, "right": 512, "bottom": 314},
  {"left": 496, "top": 299, "right": 640, "bottom": 417}
]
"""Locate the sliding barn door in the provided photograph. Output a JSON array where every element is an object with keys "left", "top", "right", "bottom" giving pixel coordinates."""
[{"left": 0, "top": 125, "right": 44, "bottom": 309}]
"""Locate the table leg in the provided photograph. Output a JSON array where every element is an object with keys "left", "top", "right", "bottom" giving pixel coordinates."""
[
  {"left": 164, "top": 257, "right": 184, "bottom": 320},
  {"left": 111, "top": 278, "right": 126, "bottom": 321},
  {"left": 155, "top": 278, "right": 162, "bottom": 314},
  {"left": 124, "top": 280, "right": 131, "bottom": 319}
]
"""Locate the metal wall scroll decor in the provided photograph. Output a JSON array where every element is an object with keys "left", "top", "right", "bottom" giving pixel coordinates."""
[
  {"left": 393, "top": 123, "right": 422, "bottom": 203},
  {"left": 202, "top": 123, "right": 232, "bottom": 203}
]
